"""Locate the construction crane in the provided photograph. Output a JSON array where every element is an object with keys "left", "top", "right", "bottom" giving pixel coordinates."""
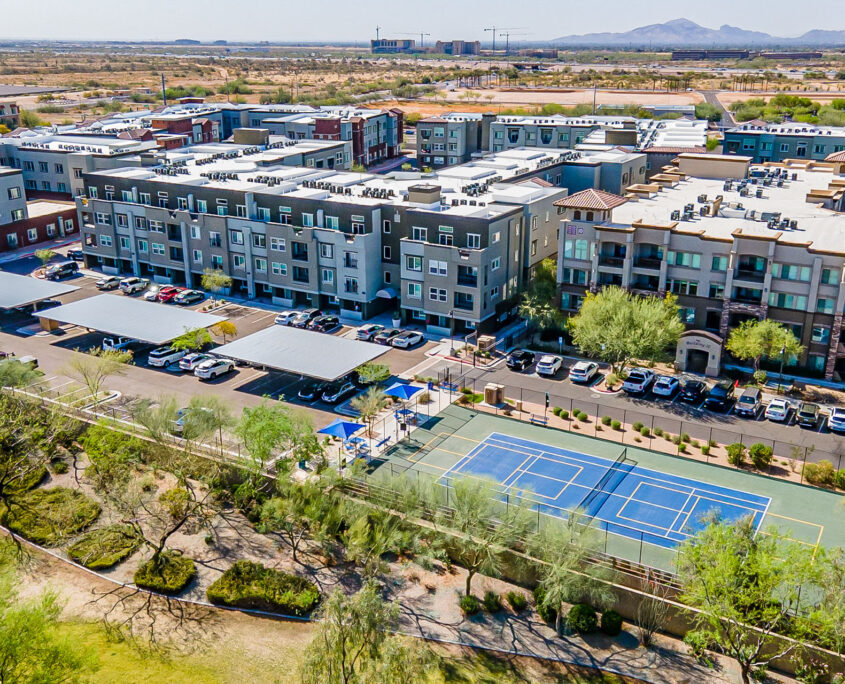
[
  {"left": 499, "top": 31, "right": 529, "bottom": 57},
  {"left": 399, "top": 32, "right": 431, "bottom": 47},
  {"left": 375, "top": 25, "right": 382, "bottom": 41},
  {"left": 484, "top": 26, "right": 521, "bottom": 54}
]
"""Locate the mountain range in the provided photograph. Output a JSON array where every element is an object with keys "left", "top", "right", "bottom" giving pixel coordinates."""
[{"left": 552, "top": 19, "right": 845, "bottom": 47}]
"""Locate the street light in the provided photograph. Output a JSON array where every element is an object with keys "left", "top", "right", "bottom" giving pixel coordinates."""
[
  {"left": 777, "top": 344, "right": 786, "bottom": 394},
  {"left": 449, "top": 309, "right": 455, "bottom": 355}
]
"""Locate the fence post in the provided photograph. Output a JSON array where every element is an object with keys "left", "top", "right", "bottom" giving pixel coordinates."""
[
  {"left": 638, "top": 533, "right": 644, "bottom": 565},
  {"left": 800, "top": 447, "right": 808, "bottom": 483}
]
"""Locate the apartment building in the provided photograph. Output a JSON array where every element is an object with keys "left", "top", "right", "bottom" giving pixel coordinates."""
[
  {"left": 0, "top": 167, "right": 77, "bottom": 252},
  {"left": 77, "top": 148, "right": 568, "bottom": 333},
  {"left": 724, "top": 122, "right": 845, "bottom": 164},
  {"left": 0, "top": 168, "right": 27, "bottom": 226},
  {"left": 555, "top": 154, "right": 845, "bottom": 381},
  {"left": 488, "top": 115, "right": 628, "bottom": 152},
  {"left": 417, "top": 114, "right": 484, "bottom": 167},
  {"left": 435, "top": 40, "right": 481, "bottom": 56},
  {"left": 0, "top": 101, "right": 20, "bottom": 129}
]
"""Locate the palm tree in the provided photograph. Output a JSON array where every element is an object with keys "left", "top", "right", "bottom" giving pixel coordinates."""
[{"left": 350, "top": 386, "right": 389, "bottom": 438}]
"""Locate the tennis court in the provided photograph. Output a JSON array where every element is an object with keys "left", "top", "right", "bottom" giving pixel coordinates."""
[{"left": 439, "top": 432, "right": 770, "bottom": 549}]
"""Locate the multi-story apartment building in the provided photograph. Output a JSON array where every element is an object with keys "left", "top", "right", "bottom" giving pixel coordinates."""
[
  {"left": 555, "top": 153, "right": 845, "bottom": 381},
  {"left": 77, "top": 148, "right": 568, "bottom": 333},
  {"left": 246, "top": 106, "right": 403, "bottom": 167},
  {"left": 0, "top": 101, "right": 20, "bottom": 130},
  {"left": 724, "top": 122, "right": 845, "bottom": 165},
  {"left": 0, "top": 168, "right": 27, "bottom": 226},
  {"left": 417, "top": 114, "right": 484, "bottom": 168},
  {"left": 434, "top": 40, "right": 481, "bottom": 56},
  {"left": 488, "top": 115, "right": 628, "bottom": 153},
  {"left": 0, "top": 167, "right": 77, "bottom": 252}
]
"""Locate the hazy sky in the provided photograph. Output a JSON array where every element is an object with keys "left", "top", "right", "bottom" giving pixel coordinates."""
[{"left": 2, "top": 0, "right": 844, "bottom": 42}]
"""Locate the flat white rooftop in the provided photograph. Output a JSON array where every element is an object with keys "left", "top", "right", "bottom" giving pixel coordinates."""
[{"left": 0, "top": 272, "right": 78, "bottom": 309}]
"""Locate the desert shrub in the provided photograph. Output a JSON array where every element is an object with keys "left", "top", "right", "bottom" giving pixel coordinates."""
[
  {"left": 681, "top": 433, "right": 691, "bottom": 443},
  {"left": 611, "top": 420, "right": 622, "bottom": 431},
  {"left": 559, "top": 410, "right": 570, "bottom": 420},
  {"left": 67, "top": 524, "right": 141, "bottom": 569},
  {"left": 606, "top": 372, "right": 619, "bottom": 387},
  {"left": 206, "top": 560, "right": 320, "bottom": 615},
  {"left": 460, "top": 594, "right": 480, "bottom": 616},
  {"left": 572, "top": 407, "right": 581, "bottom": 416},
  {"left": 671, "top": 435, "right": 681, "bottom": 445},
  {"left": 50, "top": 460, "right": 68, "bottom": 474},
  {"left": 533, "top": 585, "right": 556, "bottom": 624},
  {"left": 834, "top": 469, "right": 845, "bottom": 490},
  {"left": 134, "top": 551, "right": 196, "bottom": 594},
  {"left": 726, "top": 442, "right": 747, "bottom": 467},
  {"left": 10, "top": 464, "right": 47, "bottom": 493},
  {"left": 678, "top": 443, "right": 687, "bottom": 453},
  {"left": 690, "top": 439, "right": 700, "bottom": 448},
  {"left": 701, "top": 444, "right": 710, "bottom": 456},
  {"left": 684, "top": 631, "right": 715, "bottom": 667},
  {"left": 803, "top": 460, "right": 836, "bottom": 487},
  {"left": 640, "top": 426, "right": 650, "bottom": 437},
  {"left": 576, "top": 411, "right": 588, "bottom": 422},
  {"left": 749, "top": 443, "right": 773, "bottom": 470},
  {"left": 418, "top": 391, "right": 431, "bottom": 404},
  {"left": 506, "top": 591, "right": 528, "bottom": 611},
  {"left": 601, "top": 416, "right": 612, "bottom": 426},
  {"left": 632, "top": 421, "right": 644, "bottom": 432},
  {"left": 600, "top": 609, "right": 623, "bottom": 636},
  {"left": 567, "top": 603, "right": 597, "bottom": 633},
  {"left": 482, "top": 590, "right": 502, "bottom": 613},
  {"left": 708, "top": 439, "right": 718, "bottom": 448},
  {"left": 4, "top": 487, "right": 100, "bottom": 546},
  {"left": 654, "top": 427, "right": 664, "bottom": 437},
  {"left": 552, "top": 406, "right": 562, "bottom": 416}
]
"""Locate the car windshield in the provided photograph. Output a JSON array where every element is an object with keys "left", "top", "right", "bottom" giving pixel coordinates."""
[
  {"left": 739, "top": 396, "right": 755, "bottom": 404},
  {"left": 628, "top": 372, "right": 645, "bottom": 381}
]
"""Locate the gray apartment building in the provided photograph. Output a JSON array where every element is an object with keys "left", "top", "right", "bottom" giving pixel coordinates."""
[
  {"left": 77, "top": 148, "right": 568, "bottom": 334},
  {"left": 0, "top": 168, "right": 27, "bottom": 226},
  {"left": 417, "top": 114, "right": 484, "bottom": 168},
  {"left": 724, "top": 122, "right": 845, "bottom": 165},
  {"left": 555, "top": 153, "right": 845, "bottom": 381}
]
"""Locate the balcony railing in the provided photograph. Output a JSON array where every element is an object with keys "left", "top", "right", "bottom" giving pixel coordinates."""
[
  {"left": 734, "top": 269, "right": 766, "bottom": 283},
  {"left": 733, "top": 290, "right": 763, "bottom": 304},
  {"left": 457, "top": 275, "right": 478, "bottom": 287},
  {"left": 599, "top": 255, "right": 625, "bottom": 268},
  {"left": 292, "top": 251, "right": 309, "bottom": 262},
  {"left": 453, "top": 298, "right": 474, "bottom": 311},
  {"left": 633, "top": 256, "right": 662, "bottom": 270}
]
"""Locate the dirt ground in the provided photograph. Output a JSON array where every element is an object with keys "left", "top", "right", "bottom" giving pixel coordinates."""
[
  {"left": 717, "top": 91, "right": 845, "bottom": 107},
  {"left": 433, "top": 88, "right": 703, "bottom": 107}
]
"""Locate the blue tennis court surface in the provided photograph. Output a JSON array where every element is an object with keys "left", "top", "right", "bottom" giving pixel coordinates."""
[{"left": 439, "top": 432, "right": 771, "bottom": 549}]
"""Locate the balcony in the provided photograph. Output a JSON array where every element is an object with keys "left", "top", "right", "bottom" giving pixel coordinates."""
[
  {"left": 631, "top": 274, "right": 659, "bottom": 291},
  {"left": 292, "top": 249, "right": 309, "bottom": 262},
  {"left": 344, "top": 255, "right": 358, "bottom": 269},
  {"left": 633, "top": 244, "right": 663, "bottom": 270},
  {"left": 599, "top": 255, "right": 625, "bottom": 268},
  {"left": 598, "top": 273, "right": 623, "bottom": 288},
  {"left": 734, "top": 269, "right": 766, "bottom": 283},
  {"left": 732, "top": 287, "right": 763, "bottom": 304},
  {"left": 453, "top": 294, "right": 475, "bottom": 311},
  {"left": 457, "top": 266, "right": 478, "bottom": 288}
]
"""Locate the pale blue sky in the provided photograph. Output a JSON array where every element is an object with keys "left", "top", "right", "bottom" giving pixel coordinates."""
[{"left": 1, "top": 0, "right": 843, "bottom": 42}]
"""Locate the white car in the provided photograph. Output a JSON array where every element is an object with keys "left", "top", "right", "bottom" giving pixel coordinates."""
[
  {"left": 356, "top": 323, "right": 384, "bottom": 341},
  {"left": 194, "top": 358, "right": 235, "bottom": 380},
  {"left": 652, "top": 375, "right": 680, "bottom": 397},
  {"left": 764, "top": 398, "right": 791, "bottom": 422},
  {"left": 391, "top": 331, "right": 424, "bottom": 348},
  {"left": 536, "top": 355, "right": 562, "bottom": 377},
  {"left": 102, "top": 336, "right": 133, "bottom": 352},
  {"left": 147, "top": 346, "right": 187, "bottom": 368},
  {"left": 119, "top": 277, "right": 149, "bottom": 295},
  {"left": 622, "top": 368, "right": 655, "bottom": 394},
  {"left": 179, "top": 352, "right": 213, "bottom": 372},
  {"left": 569, "top": 361, "right": 598, "bottom": 384},
  {"left": 274, "top": 311, "right": 298, "bottom": 326},
  {"left": 827, "top": 407, "right": 845, "bottom": 433},
  {"left": 95, "top": 275, "right": 121, "bottom": 290},
  {"left": 144, "top": 285, "right": 165, "bottom": 301}
]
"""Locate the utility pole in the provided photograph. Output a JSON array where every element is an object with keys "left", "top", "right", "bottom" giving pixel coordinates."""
[
  {"left": 161, "top": 73, "right": 167, "bottom": 108},
  {"left": 376, "top": 25, "right": 381, "bottom": 41}
]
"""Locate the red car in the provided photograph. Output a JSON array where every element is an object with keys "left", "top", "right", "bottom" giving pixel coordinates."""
[{"left": 157, "top": 286, "right": 185, "bottom": 303}]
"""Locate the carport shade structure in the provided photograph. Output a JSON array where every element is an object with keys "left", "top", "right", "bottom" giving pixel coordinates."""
[
  {"left": 211, "top": 325, "right": 389, "bottom": 381},
  {"left": 0, "top": 272, "right": 79, "bottom": 310},
  {"left": 35, "top": 294, "right": 227, "bottom": 345}
]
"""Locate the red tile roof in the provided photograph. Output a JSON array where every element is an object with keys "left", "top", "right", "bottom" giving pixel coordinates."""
[
  {"left": 553, "top": 188, "right": 628, "bottom": 210},
  {"left": 825, "top": 150, "right": 845, "bottom": 162},
  {"left": 517, "top": 177, "right": 554, "bottom": 188}
]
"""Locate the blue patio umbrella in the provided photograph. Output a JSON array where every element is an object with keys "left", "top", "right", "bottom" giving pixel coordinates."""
[
  {"left": 317, "top": 418, "right": 365, "bottom": 440},
  {"left": 384, "top": 382, "right": 423, "bottom": 401}
]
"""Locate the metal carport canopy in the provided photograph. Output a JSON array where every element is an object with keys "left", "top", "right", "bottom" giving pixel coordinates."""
[
  {"left": 0, "top": 272, "right": 79, "bottom": 309},
  {"left": 36, "top": 294, "right": 227, "bottom": 345},
  {"left": 212, "top": 325, "right": 389, "bottom": 381}
]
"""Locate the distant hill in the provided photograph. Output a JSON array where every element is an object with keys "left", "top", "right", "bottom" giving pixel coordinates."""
[{"left": 552, "top": 18, "right": 845, "bottom": 48}]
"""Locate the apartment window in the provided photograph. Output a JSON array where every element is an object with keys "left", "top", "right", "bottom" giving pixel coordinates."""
[
  {"left": 26, "top": 228, "right": 37, "bottom": 243},
  {"left": 780, "top": 143, "right": 790, "bottom": 152},
  {"left": 292, "top": 266, "right": 309, "bottom": 283},
  {"left": 530, "top": 240, "right": 537, "bottom": 257},
  {"left": 134, "top": 217, "right": 147, "bottom": 230},
  {"left": 192, "top": 249, "right": 202, "bottom": 264},
  {"left": 121, "top": 190, "right": 133, "bottom": 202},
  {"left": 325, "top": 216, "right": 339, "bottom": 230},
  {"left": 7, "top": 187, "right": 20, "bottom": 200},
  {"left": 412, "top": 226, "right": 427, "bottom": 242},
  {"left": 382, "top": 220, "right": 391, "bottom": 234},
  {"left": 466, "top": 233, "right": 480, "bottom": 249},
  {"left": 709, "top": 283, "right": 725, "bottom": 299},
  {"left": 10, "top": 209, "right": 23, "bottom": 222},
  {"left": 406, "top": 255, "right": 422, "bottom": 272},
  {"left": 177, "top": 197, "right": 188, "bottom": 210},
  {"left": 812, "top": 326, "right": 830, "bottom": 344},
  {"left": 95, "top": 212, "right": 111, "bottom": 225},
  {"left": 45, "top": 223, "right": 56, "bottom": 238},
  {"left": 561, "top": 268, "right": 588, "bottom": 285},
  {"left": 821, "top": 268, "right": 840, "bottom": 285},
  {"left": 491, "top": 257, "right": 501, "bottom": 271},
  {"left": 196, "top": 199, "right": 207, "bottom": 213},
  {"left": 6, "top": 234, "right": 17, "bottom": 248},
  {"left": 190, "top": 225, "right": 201, "bottom": 240},
  {"left": 771, "top": 263, "right": 810, "bottom": 282},
  {"left": 137, "top": 239, "right": 148, "bottom": 253},
  {"left": 769, "top": 292, "right": 807, "bottom": 310},
  {"left": 151, "top": 242, "right": 165, "bottom": 255},
  {"left": 252, "top": 233, "right": 266, "bottom": 249},
  {"left": 666, "top": 251, "right": 701, "bottom": 269},
  {"left": 233, "top": 254, "right": 246, "bottom": 269},
  {"left": 407, "top": 283, "right": 421, "bottom": 299},
  {"left": 270, "top": 237, "right": 286, "bottom": 252},
  {"left": 211, "top": 254, "right": 223, "bottom": 269},
  {"left": 279, "top": 207, "right": 292, "bottom": 224},
  {"left": 429, "top": 287, "right": 447, "bottom": 302},
  {"left": 319, "top": 242, "right": 333, "bottom": 259},
  {"left": 668, "top": 279, "right": 698, "bottom": 296},
  {"left": 564, "top": 239, "right": 590, "bottom": 261},
  {"left": 491, "top": 285, "right": 500, "bottom": 300},
  {"left": 116, "top": 213, "right": 128, "bottom": 228},
  {"left": 38, "top": 162, "right": 48, "bottom": 173},
  {"left": 229, "top": 229, "right": 244, "bottom": 245},
  {"left": 138, "top": 192, "right": 149, "bottom": 204},
  {"left": 711, "top": 255, "right": 729, "bottom": 272},
  {"left": 344, "top": 277, "right": 359, "bottom": 294},
  {"left": 165, "top": 244, "right": 182, "bottom": 261},
  {"left": 255, "top": 257, "right": 267, "bottom": 273},
  {"left": 384, "top": 271, "right": 392, "bottom": 284},
  {"left": 817, "top": 297, "right": 835, "bottom": 314},
  {"left": 257, "top": 207, "right": 270, "bottom": 222},
  {"left": 679, "top": 307, "right": 696, "bottom": 325},
  {"left": 209, "top": 231, "right": 222, "bottom": 248},
  {"left": 23, "top": 161, "right": 34, "bottom": 172},
  {"left": 351, "top": 220, "right": 365, "bottom": 234},
  {"left": 344, "top": 251, "right": 358, "bottom": 269},
  {"left": 272, "top": 262, "right": 287, "bottom": 276},
  {"left": 429, "top": 259, "right": 447, "bottom": 276},
  {"left": 438, "top": 225, "right": 453, "bottom": 246},
  {"left": 319, "top": 268, "right": 333, "bottom": 285},
  {"left": 383, "top": 246, "right": 391, "bottom": 260},
  {"left": 236, "top": 205, "right": 247, "bottom": 218},
  {"left": 73, "top": 168, "right": 83, "bottom": 179},
  {"left": 119, "top": 236, "right": 130, "bottom": 250},
  {"left": 302, "top": 213, "right": 314, "bottom": 227}
]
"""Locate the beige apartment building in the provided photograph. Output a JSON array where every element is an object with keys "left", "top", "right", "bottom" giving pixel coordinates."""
[{"left": 556, "top": 154, "right": 845, "bottom": 382}]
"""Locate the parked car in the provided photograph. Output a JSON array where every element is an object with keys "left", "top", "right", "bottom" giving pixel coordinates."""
[
  {"left": 297, "top": 379, "right": 329, "bottom": 402},
  {"left": 536, "top": 355, "right": 562, "bottom": 377},
  {"left": 15, "top": 299, "right": 61, "bottom": 315},
  {"left": 568, "top": 361, "right": 599, "bottom": 384},
  {"left": 796, "top": 402, "right": 820, "bottom": 428},
  {"left": 679, "top": 377, "right": 707, "bottom": 403},
  {"left": 321, "top": 379, "right": 357, "bottom": 404},
  {"left": 765, "top": 398, "right": 791, "bottom": 422},
  {"left": 173, "top": 289, "right": 204, "bottom": 305},
  {"left": 704, "top": 380, "right": 735, "bottom": 411},
  {"left": 194, "top": 357, "right": 235, "bottom": 380},
  {"left": 44, "top": 261, "right": 78, "bottom": 281},
  {"left": 652, "top": 375, "right": 679, "bottom": 397},
  {"left": 374, "top": 328, "right": 401, "bottom": 345},
  {"left": 827, "top": 407, "right": 845, "bottom": 433},
  {"left": 622, "top": 368, "right": 655, "bottom": 394},
  {"left": 506, "top": 350, "right": 535, "bottom": 371},
  {"left": 734, "top": 387, "right": 762, "bottom": 417},
  {"left": 274, "top": 311, "right": 298, "bottom": 326},
  {"left": 157, "top": 286, "right": 185, "bottom": 303},
  {"left": 144, "top": 284, "right": 165, "bottom": 301},
  {"left": 95, "top": 275, "right": 121, "bottom": 290},
  {"left": 119, "top": 277, "right": 149, "bottom": 295},
  {"left": 102, "top": 336, "right": 133, "bottom": 352},
  {"left": 392, "top": 330, "right": 424, "bottom": 348},
  {"left": 147, "top": 346, "right": 187, "bottom": 368},
  {"left": 179, "top": 352, "right": 213, "bottom": 372},
  {"left": 309, "top": 315, "right": 341, "bottom": 333},
  {"left": 356, "top": 323, "right": 384, "bottom": 341},
  {"left": 66, "top": 248, "right": 85, "bottom": 262},
  {"left": 291, "top": 308, "right": 321, "bottom": 328}
]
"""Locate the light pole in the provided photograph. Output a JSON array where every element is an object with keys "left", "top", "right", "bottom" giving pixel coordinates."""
[
  {"left": 777, "top": 344, "right": 786, "bottom": 394},
  {"left": 449, "top": 309, "right": 455, "bottom": 355}
]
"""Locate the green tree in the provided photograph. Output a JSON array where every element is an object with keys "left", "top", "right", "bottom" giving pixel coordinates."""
[
  {"left": 200, "top": 268, "right": 232, "bottom": 304},
  {"left": 259, "top": 477, "right": 323, "bottom": 563},
  {"left": 34, "top": 249, "right": 57, "bottom": 267},
  {"left": 235, "top": 401, "right": 293, "bottom": 476},
  {"left": 519, "top": 258, "right": 563, "bottom": 332},
  {"left": 169, "top": 326, "right": 212, "bottom": 352},
  {"left": 567, "top": 287, "right": 685, "bottom": 375},
  {"left": 677, "top": 515, "right": 820, "bottom": 684},
  {"left": 64, "top": 348, "right": 132, "bottom": 402},
  {"left": 300, "top": 580, "right": 429, "bottom": 684},
  {"left": 19, "top": 110, "right": 46, "bottom": 128},
  {"left": 211, "top": 320, "right": 238, "bottom": 343},
  {"left": 695, "top": 102, "right": 723, "bottom": 122},
  {"left": 355, "top": 362, "right": 390, "bottom": 386},
  {"left": 350, "top": 386, "right": 389, "bottom": 437},
  {"left": 0, "top": 358, "right": 43, "bottom": 388},
  {"left": 726, "top": 319, "right": 804, "bottom": 373}
]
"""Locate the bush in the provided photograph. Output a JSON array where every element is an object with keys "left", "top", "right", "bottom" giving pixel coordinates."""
[
  {"left": 552, "top": 406, "right": 562, "bottom": 416},
  {"left": 749, "top": 443, "right": 773, "bottom": 470},
  {"left": 50, "top": 460, "right": 68, "bottom": 474},
  {"left": 681, "top": 433, "right": 691, "bottom": 443},
  {"left": 506, "top": 590, "right": 528, "bottom": 611},
  {"left": 572, "top": 407, "right": 581, "bottom": 416},
  {"left": 67, "top": 524, "right": 142, "bottom": 569},
  {"left": 834, "top": 469, "right": 845, "bottom": 490},
  {"left": 654, "top": 427, "right": 664, "bottom": 437},
  {"left": 701, "top": 444, "right": 710, "bottom": 456},
  {"left": 10, "top": 464, "right": 48, "bottom": 493},
  {"left": 418, "top": 391, "right": 431, "bottom": 404},
  {"left": 482, "top": 590, "right": 502, "bottom": 612},
  {"left": 600, "top": 609, "right": 623, "bottom": 636},
  {"left": 601, "top": 415, "right": 612, "bottom": 426},
  {"left": 726, "top": 442, "right": 747, "bottom": 467},
  {"left": 533, "top": 585, "right": 556, "bottom": 624},
  {"left": 632, "top": 421, "right": 644, "bottom": 432},
  {"left": 567, "top": 603, "right": 597, "bottom": 634},
  {"left": 684, "top": 631, "right": 715, "bottom": 667},
  {"left": 640, "top": 426, "right": 650, "bottom": 437},
  {"left": 576, "top": 411, "right": 588, "bottom": 422},
  {"left": 134, "top": 551, "right": 196, "bottom": 594},
  {"left": 671, "top": 435, "right": 681, "bottom": 445},
  {"left": 803, "top": 460, "right": 836, "bottom": 487},
  {"left": 206, "top": 560, "right": 320, "bottom": 615},
  {"left": 606, "top": 372, "right": 619, "bottom": 387},
  {"left": 459, "top": 594, "right": 481, "bottom": 616},
  {"left": 678, "top": 443, "right": 687, "bottom": 453},
  {"left": 559, "top": 410, "right": 570, "bottom": 420},
  {"left": 4, "top": 487, "right": 100, "bottom": 546},
  {"left": 611, "top": 420, "right": 622, "bottom": 431}
]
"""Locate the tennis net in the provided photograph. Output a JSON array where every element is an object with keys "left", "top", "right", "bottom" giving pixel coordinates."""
[{"left": 572, "top": 448, "right": 636, "bottom": 522}]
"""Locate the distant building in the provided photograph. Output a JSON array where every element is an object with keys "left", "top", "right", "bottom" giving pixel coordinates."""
[
  {"left": 435, "top": 40, "right": 480, "bottom": 56},
  {"left": 723, "top": 121, "right": 845, "bottom": 164},
  {"left": 760, "top": 52, "right": 823, "bottom": 60},
  {"left": 672, "top": 49, "right": 750, "bottom": 60},
  {"left": 516, "top": 48, "right": 559, "bottom": 59},
  {"left": 370, "top": 39, "right": 416, "bottom": 54},
  {"left": 0, "top": 101, "right": 19, "bottom": 129}
]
